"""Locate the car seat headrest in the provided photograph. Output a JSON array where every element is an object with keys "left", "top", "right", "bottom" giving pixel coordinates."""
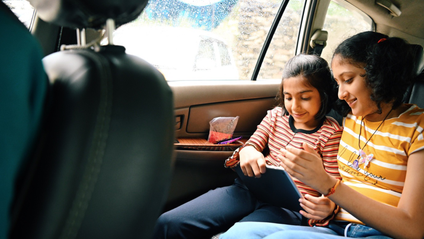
[
  {"left": 409, "top": 44, "right": 424, "bottom": 75},
  {"left": 28, "top": 0, "right": 148, "bottom": 29}
]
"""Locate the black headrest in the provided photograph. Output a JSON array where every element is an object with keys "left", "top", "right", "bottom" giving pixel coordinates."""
[
  {"left": 28, "top": 0, "right": 148, "bottom": 29},
  {"left": 410, "top": 44, "right": 424, "bottom": 75}
]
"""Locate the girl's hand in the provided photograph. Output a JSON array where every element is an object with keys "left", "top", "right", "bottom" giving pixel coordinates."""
[
  {"left": 299, "top": 194, "right": 336, "bottom": 220},
  {"left": 239, "top": 146, "right": 266, "bottom": 178},
  {"left": 278, "top": 142, "right": 334, "bottom": 194}
]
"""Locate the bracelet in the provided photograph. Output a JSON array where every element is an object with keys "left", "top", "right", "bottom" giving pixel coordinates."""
[
  {"left": 224, "top": 143, "right": 259, "bottom": 168},
  {"left": 323, "top": 179, "right": 341, "bottom": 197},
  {"left": 308, "top": 204, "right": 340, "bottom": 227}
]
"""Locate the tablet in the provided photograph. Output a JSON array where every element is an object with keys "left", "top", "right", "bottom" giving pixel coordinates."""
[{"left": 234, "top": 164, "right": 302, "bottom": 212}]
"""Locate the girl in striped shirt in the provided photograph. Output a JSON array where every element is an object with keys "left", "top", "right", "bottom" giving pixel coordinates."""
[
  {"left": 220, "top": 32, "right": 424, "bottom": 239},
  {"left": 154, "top": 54, "right": 343, "bottom": 239}
]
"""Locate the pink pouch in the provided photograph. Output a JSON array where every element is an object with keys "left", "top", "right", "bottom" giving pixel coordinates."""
[{"left": 208, "top": 116, "right": 239, "bottom": 143}]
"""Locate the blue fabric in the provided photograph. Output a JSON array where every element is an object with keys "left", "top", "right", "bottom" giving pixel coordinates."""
[
  {"left": 153, "top": 178, "right": 306, "bottom": 239},
  {"left": 0, "top": 3, "right": 48, "bottom": 239},
  {"left": 219, "top": 221, "right": 393, "bottom": 239}
]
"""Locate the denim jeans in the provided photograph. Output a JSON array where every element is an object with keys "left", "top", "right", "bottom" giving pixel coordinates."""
[
  {"left": 153, "top": 178, "right": 306, "bottom": 239},
  {"left": 219, "top": 221, "right": 392, "bottom": 239}
]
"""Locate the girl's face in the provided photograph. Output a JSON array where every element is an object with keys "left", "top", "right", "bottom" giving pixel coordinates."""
[
  {"left": 331, "top": 54, "right": 378, "bottom": 118},
  {"left": 283, "top": 75, "right": 322, "bottom": 130}
]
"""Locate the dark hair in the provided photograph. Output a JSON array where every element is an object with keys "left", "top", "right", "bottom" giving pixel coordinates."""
[
  {"left": 276, "top": 54, "right": 337, "bottom": 122},
  {"left": 332, "top": 31, "right": 416, "bottom": 116}
]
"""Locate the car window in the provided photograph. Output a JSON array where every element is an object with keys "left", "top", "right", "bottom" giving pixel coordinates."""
[
  {"left": 196, "top": 39, "right": 217, "bottom": 69},
  {"left": 321, "top": 0, "right": 372, "bottom": 62},
  {"left": 217, "top": 41, "right": 232, "bottom": 66},
  {"left": 109, "top": 0, "right": 297, "bottom": 81},
  {"left": 256, "top": 0, "right": 305, "bottom": 80},
  {"left": 3, "top": 0, "right": 35, "bottom": 29}
]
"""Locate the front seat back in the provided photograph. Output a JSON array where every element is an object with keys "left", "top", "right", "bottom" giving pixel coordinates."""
[
  {"left": 9, "top": 1, "right": 175, "bottom": 239},
  {"left": 0, "top": 2, "right": 48, "bottom": 239}
]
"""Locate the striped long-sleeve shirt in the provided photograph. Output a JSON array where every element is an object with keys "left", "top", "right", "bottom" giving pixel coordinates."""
[
  {"left": 335, "top": 104, "right": 424, "bottom": 223},
  {"left": 246, "top": 107, "right": 343, "bottom": 197}
]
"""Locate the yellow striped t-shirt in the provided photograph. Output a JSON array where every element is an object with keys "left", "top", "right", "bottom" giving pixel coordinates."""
[{"left": 335, "top": 104, "right": 424, "bottom": 223}]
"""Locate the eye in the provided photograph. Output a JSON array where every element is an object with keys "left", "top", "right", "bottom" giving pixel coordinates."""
[
  {"left": 345, "top": 78, "right": 353, "bottom": 84},
  {"left": 285, "top": 97, "right": 292, "bottom": 101},
  {"left": 301, "top": 97, "right": 311, "bottom": 101}
]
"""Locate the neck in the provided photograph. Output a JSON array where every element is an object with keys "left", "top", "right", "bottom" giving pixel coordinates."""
[{"left": 364, "top": 103, "right": 396, "bottom": 122}]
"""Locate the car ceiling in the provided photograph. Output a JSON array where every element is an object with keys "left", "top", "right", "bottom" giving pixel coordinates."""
[{"left": 348, "top": 0, "right": 424, "bottom": 40}]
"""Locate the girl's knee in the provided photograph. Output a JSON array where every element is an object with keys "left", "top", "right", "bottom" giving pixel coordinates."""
[
  {"left": 155, "top": 211, "right": 173, "bottom": 228},
  {"left": 153, "top": 211, "right": 184, "bottom": 238}
]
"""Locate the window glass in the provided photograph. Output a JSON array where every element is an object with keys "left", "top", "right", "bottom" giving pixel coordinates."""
[
  {"left": 196, "top": 39, "right": 217, "bottom": 69},
  {"left": 217, "top": 41, "right": 232, "bottom": 66},
  {"left": 109, "top": 0, "right": 289, "bottom": 81},
  {"left": 321, "top": 0, "right": 372, "bottom": 62},
  {"left": 3, "top": 0, "right": 35, "bottom": 29},
  {"left": 256, "top": 0, "right": 304, "bottom": 80}
]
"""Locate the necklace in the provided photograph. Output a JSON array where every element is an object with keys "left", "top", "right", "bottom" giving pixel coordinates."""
[{"left": 353, "top": 108, "right": 393, "bottom": 169}]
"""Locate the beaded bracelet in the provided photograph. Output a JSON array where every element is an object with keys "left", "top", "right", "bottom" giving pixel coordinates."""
[{"left": 323, "top": 179, "right": 341, "bottom": 197}]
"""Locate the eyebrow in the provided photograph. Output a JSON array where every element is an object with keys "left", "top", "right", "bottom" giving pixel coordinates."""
[
  {"left": 332, "top": 71, "right": 352, "bottom": 81},
  {"left": 334, "top": 71, "right": 366, "bottom": 81},
  {"left": 284, "top": 90, "right": 313, "bottom": 94},
  {"left": 335, "top": 71, "right": 352, "bottom": 77}
]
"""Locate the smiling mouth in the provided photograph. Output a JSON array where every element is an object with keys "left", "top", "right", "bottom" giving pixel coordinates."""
[
  {"left": 347, "top": 98, "right": 357, "bottom": 107},
  {"left": 292, "top": 113, "right": 306, "bottom": 117}
]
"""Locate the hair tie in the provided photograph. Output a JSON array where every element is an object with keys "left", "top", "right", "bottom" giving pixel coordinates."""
[{"left": 378, "top": 38, "right": 387, "bottom": 44}]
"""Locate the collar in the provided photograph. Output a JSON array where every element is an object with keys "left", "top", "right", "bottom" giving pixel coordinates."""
[{"left": 288, "top": 115, "right": 324, "bottom": 134}]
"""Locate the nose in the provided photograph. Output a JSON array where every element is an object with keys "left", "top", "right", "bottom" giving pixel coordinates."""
[
  {"left": 338, "top": 85, "right": 347, "bottom": 100},
  {"left": 291, "top": 98, "right": 301, "bottom": 111}
]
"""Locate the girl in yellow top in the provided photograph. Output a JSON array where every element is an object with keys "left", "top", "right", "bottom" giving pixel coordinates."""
[{"left": 220, "top": 32, "right": 424, "bottom": 239}]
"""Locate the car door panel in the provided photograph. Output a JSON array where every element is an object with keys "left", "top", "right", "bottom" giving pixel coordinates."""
[{"left": 164, "top": 80, "right": 280, "bottom": 211}]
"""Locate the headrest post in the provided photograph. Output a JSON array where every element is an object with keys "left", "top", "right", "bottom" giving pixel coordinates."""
[
  {"left": 76, "top": 29, "right": 81, "bottom": 46},
  {"left": 76, "top": 28, "right": 87, "bottom": 46},
  {"left": 105, "top": 19, "right": 116, "bottom": 45},
  {"left": 81, "top": 29, "right": 86, "bottom": 46}
]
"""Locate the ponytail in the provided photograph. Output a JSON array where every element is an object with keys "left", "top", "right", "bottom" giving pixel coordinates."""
[{"left": 365, "top": 36, "right": 415, "bottom": 109}]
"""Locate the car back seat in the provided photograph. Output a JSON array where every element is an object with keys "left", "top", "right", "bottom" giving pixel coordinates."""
[
  {"left": 403, "top": 44, "right": 424, "bottom": 108},
  {"left": 407, "top": 72, "right": 424, "bottom": 108}
]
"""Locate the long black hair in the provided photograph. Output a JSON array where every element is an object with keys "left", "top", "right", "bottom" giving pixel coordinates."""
[
  {"left": 332, "top": 31, "right": 416, "bottom": 116},
  {"left": 276, "top": 54, "right": 337, "bottom": 122}
]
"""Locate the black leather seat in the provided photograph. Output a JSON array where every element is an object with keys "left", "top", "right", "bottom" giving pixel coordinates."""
[
  {"left": 403, "top": 44, "right": 424, "bottom": 108},
  {"left": 8, "top": 0, "right": 175, "bottom": 239},
  {"left": 407, "top": 73, "right": 424, "bottom": 108}
]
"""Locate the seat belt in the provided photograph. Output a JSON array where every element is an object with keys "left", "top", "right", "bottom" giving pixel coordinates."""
[{"left": 309, "top": 29, "right": 328, "bottom": 56}]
